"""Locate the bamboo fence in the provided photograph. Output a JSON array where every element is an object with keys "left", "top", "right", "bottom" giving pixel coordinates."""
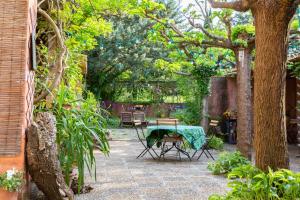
[{"left": 0, "top": 0, "right": 35, "bottom": 156}]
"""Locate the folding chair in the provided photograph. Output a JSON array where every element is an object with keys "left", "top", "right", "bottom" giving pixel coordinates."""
[
  {"left": 157, "top": 119, "right": 191, "bottom": 161},
  {"left": 192, "top": 134, "right": 215, "bottom": 160},
  {"left": 133, "top": 120, "right": 159, "bottom": 159},
  {"left": 133, "top": 112, "right": 149, "bottom": 126}
]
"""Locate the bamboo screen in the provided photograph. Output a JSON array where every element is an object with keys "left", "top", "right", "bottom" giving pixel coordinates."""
[{"left": 0, "top": 0, "right": 35, "bottom": 156}]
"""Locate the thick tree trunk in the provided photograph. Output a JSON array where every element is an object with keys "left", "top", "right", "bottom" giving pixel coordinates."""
[
  {"left": 27, "top": 112, "right": 74, "bottom": 200},
  {"left": 252, "top": 4, "right": 296, "bottom": 170},
  {"left": 236, "top": 48, "right": 252, "bottom": 159}
]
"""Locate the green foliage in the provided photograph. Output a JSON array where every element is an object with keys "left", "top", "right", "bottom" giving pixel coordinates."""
[
  {"left": 52, "top": 85, "right": 109, "bottom": 191},
  {"left": 210, "top": 165, "right": 300, "bottom": 200},
  {"left": 291, "top": 19, "right": 299, "bottom": 31},
  {"left": 208, "top": 136, "right": 224, "bottom": 150},
  {"left": 35, "top": 0, "right": 141, "bottom": 190},
  {"left": 87, "top": 0, "right": 191, "bottom": 104},
  {"left": 0, "top": 169, "right": 23, "bottom": 192},
  {"left": 132, "top": 0, "right": 166, "bottom": 15},
  {"left": 170, "top": 109, "right": 198, "bottom": 125},
  {"left": 231, "top": 25, "right": 255, "bottom": 46},
  {"left": 288, "top": 62, "right": 300, "bottom": 78},
  {"left": 207, "top": 151, "right": 250, "bottom": 175},
  {"left": 106, "top": 117, "right": 121, "bottom": 128},
  {"left": 60, "top": 0, "right": 139, "bottom": 52},
  {"left": 87, "top": 15, "right": 172, "bottom": 101}
]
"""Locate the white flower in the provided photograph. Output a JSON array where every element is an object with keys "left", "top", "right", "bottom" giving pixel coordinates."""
[{"left": 6, "top": 168, "right": 16, "bottom": 180}]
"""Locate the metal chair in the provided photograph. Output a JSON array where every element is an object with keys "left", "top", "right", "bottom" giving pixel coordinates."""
[
  {"left": 120, "top": 112, "right": 133, "bottom": 127},
  {"left": 133, "top": 120, "right": 158, "bottom": 159},
  {"left": 208, "top": 119, "right": 225, "bottom": 136},
  {"left": 192, "top": 134, "right": 215, "bottom": 160},
  {"left": 157, "top": 118, "right": 191, "bottom": 161}
]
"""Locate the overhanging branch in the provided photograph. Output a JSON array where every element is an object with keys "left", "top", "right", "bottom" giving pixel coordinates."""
[{"left": 208, "top": 0, "right": 251, "bottom": 12}]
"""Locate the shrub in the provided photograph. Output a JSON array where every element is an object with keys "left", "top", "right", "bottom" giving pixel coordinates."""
[
  {"left": 54, "top": 86, "right": 109, "bottom": 191},
  {"left": 207, "top": 151, "right": 250, "bottom": 175},
  {"left": 170, "top": 109, "right": 199, "bottom": 125},
  {"left": 106, "top": 117, "right": 120, "bottom": 128},
  {"left": 209, "top": 165, "right": 300, "bottom": 200},
  {"left": 208, "top": 136, "right": 224, "bottom": 150}
]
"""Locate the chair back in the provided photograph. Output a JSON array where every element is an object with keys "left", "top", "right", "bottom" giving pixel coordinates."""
[
  {"left": 156, "top": 118, "right": 179, "bottom": 126},
  {"left": 209, "top": 120, "right": 219, "bottom": 127},
  {"left": 133, "top": 120, "right": 145, "bottom": 141},
  {"left": 133, "top": 112, "right": 145, "bottom": 122},
  {"left": 121, "top": 112, "right": 132, "bottom": 122},
  {"left": 209, "top": 119, "right": 223, "bottom": 136},
  {"left": 120, "top": 112, "right": 133, "bottom": 123},
  {"left": 156, "top": 118, "right": 179, "bottom": 136}
]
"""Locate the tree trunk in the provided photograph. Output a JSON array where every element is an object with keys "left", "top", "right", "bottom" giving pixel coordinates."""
[
  {"left": 252, "top": 3, "right": 296, "bottom": 170},
  {"left": 27, "top": 112, "right": 74, "bottom": 200},
  {"left": 236, "top": 48, "right": 252, "bottom": 159}
]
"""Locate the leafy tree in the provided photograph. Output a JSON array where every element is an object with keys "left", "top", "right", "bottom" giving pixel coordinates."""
[
  {"left": 139, "top": 0, "right": 255, "bottom": 158},
  {"left": 87, "top": 15, "right": 171, "bottom": 101}
]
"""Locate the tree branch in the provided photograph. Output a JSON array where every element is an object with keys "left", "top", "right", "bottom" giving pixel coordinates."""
[
  {"left": 208, "top": 0, "right": 251, "bottom": 12},
  {"left": 221, "top": 17, "right": 233, "bottom": 44},
  {"left": 144, "top": 12, "right": 185, "bottom": 37},
  {"left": 186, "top": 16, "right": 227, "bottom": 42},
  {"left": 175, "top": 71, "right": 192, "bottom": 76},
  {"left": 195, "top": 0, "right": 208, "bottom": 20},
  {"left": 34, "top": 8, "right": 66, "bottom": 104}
]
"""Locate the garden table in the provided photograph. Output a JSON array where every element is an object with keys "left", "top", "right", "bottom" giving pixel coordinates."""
[{"left": 146, "top": 125, "right": 206, "bottom": 159}]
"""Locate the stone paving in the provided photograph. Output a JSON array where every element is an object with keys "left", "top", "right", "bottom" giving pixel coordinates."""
[{"left": 75, "top": 128, "right": 300, "bottom": 200}]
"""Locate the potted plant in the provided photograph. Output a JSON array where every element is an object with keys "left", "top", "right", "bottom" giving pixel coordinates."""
[{"left": 0, "top": 168, "right": 23, "bottom": 200}]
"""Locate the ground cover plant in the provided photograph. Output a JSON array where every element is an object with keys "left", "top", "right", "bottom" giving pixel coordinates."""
[
  {"left": 209, "top": 165, "right": 300, "bottom": 200},
  {"left": 207, "top": 151, "right": 250, "bottom": 175},
  {"left": 207, "top": 136, "right": 224, "bottom": 150}
]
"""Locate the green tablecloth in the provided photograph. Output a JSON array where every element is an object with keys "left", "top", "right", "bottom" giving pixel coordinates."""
[{"left": 146, "top": 125, "right": 206, "bottom": 150}]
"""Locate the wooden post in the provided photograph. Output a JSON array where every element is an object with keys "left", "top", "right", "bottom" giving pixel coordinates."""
[
  {"left": 236, "top": 48, "right": 253, "bottom": 159},
  {"left": 201, "top": 96, "right": 209, "bottom": 132}
]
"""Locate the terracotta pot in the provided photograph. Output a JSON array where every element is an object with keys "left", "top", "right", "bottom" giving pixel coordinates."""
[{"left": 0, "top": 188, "right": 18, "bottom": 200}]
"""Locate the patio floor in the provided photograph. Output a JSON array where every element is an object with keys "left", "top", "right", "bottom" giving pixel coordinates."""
[{"left": 75, "top": 128, "right": 300, "bottom": 200}]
